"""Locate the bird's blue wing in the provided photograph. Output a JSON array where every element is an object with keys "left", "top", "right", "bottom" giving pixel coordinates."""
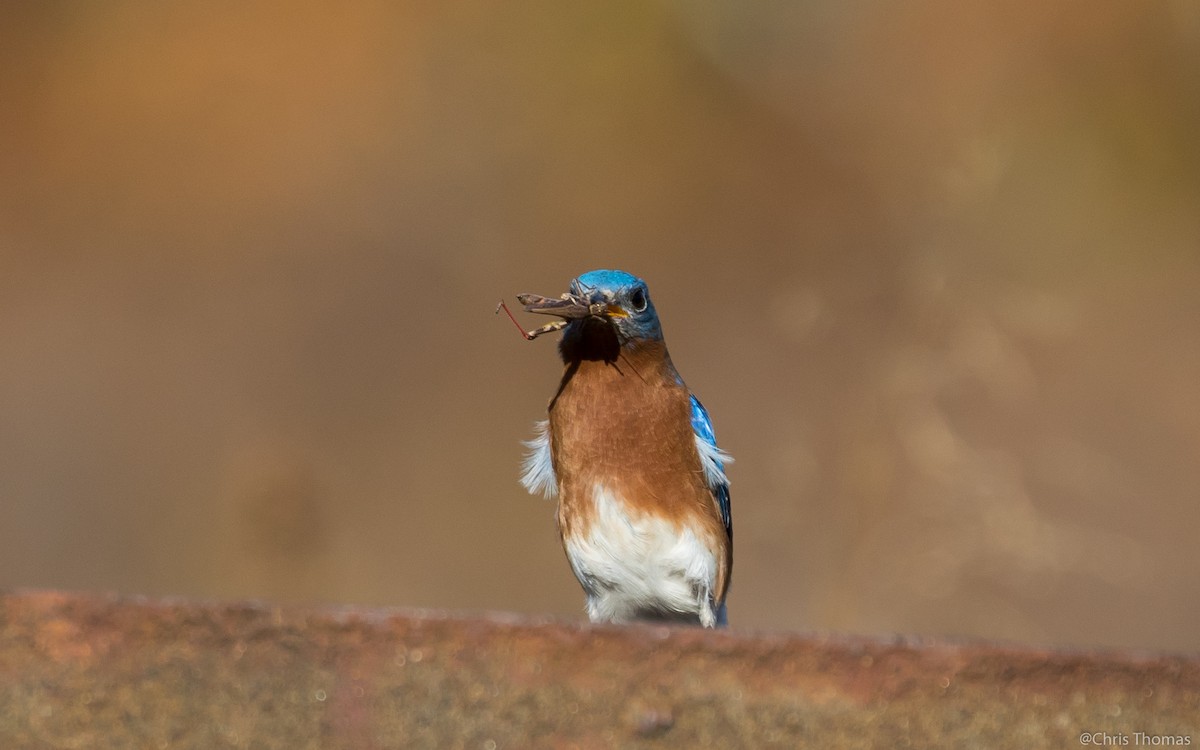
[{"left": 689, "top": 395, "right": 732, "bottom": 539}]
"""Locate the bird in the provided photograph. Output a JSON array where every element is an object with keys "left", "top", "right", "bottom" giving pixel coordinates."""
[{"left": 514, "top": 269, "right": 733, "bottom": 628}]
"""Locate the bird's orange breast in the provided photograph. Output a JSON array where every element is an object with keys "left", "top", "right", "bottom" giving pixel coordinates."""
[{"left": 548, "top": 340, "right": 730, "bottom": 599}]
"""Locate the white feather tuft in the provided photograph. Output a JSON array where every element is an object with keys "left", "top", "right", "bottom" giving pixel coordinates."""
[
  {"left": 694, "top": 434, "right": 733, "bottom": 490},
  {"left": 520, "top": 420, "right": 558, "bottom": 498}
]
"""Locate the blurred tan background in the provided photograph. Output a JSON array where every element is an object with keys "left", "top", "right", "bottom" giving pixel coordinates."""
[{"left": 2, "top": 1, "right": 1198, "bottom": 651}]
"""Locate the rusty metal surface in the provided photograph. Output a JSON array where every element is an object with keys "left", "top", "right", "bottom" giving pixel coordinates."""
[{"left": 1, "top": 591, "right": 1197, "bottom": 749}]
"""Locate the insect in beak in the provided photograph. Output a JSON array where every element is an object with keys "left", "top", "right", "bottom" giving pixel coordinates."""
[{"left": 496, "top": 292, "right": 610, "bottom": 340}]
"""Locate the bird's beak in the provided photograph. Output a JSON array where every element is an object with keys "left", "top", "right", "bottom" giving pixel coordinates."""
[{"left": 518, "top": 292, "right": 625, "bottom": 320}]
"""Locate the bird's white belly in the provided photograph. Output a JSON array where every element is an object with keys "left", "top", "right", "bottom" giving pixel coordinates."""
[{"left": 563, "top": 485, "right": 717, "bottom": 626}]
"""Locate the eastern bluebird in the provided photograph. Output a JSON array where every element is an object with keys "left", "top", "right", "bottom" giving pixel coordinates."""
[{"left": 514, "top": 269, "right": 733, "bottom": 628}]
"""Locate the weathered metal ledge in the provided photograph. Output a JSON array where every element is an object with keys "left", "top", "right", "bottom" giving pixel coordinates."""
[{"left": 1, "top": 590, "right": 1196, "bottom": 748}]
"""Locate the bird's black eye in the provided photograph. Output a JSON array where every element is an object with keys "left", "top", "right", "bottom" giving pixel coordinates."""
[{"left": 629, "top": 287, "right": 647, "bottom": 313}]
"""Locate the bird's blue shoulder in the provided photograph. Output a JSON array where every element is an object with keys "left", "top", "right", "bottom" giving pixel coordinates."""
[{"left": 689, "top": 395, "right": 732, "bottom": 536}]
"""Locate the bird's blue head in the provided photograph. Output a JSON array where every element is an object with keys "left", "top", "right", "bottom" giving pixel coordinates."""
[
  {"left": 518, "top": 269, "right": 664, "bottom": 360},
  {"left": 566, "top": 269, "right": 663, "bottom": 342}
]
